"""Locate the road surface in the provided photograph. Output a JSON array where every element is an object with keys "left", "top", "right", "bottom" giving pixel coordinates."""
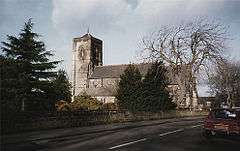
[{"left": 2, "top": 117, "right": 239, "bottom": 151}]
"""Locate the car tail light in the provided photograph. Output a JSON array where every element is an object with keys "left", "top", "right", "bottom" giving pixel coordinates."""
[{"left": 204, "top": 113, "right": 214, "bottom": 128}]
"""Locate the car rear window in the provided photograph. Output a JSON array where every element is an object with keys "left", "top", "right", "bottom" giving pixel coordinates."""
[{"left": 213, "top": 109, "right": 238, "bottom": 119}]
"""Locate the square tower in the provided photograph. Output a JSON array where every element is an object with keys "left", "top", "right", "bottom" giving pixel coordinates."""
[{"left": 72, "top": 33, "right": 103, "bottom": 97}]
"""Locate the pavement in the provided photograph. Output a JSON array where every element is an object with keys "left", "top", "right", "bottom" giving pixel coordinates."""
[{"left": 1, "top": 116, "right": 240, "bottom": 151}]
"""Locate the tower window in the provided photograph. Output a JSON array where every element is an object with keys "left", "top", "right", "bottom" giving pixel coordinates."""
[{"left": 78, "top": 46, "right": 85, "bottom": 60}]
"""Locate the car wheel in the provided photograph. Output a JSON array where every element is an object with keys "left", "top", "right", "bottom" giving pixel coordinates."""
[{"left": 203, "top": 130, "right": 214, "bottom": 138}]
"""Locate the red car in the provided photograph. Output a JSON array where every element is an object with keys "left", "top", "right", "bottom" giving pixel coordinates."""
[{"left": 203, "top": 108, "right": 240, "bottom": 137}]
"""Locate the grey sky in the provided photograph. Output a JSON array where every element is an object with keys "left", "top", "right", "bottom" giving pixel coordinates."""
[{"left": 1, "top": 0, "right": 240, "bottom": 96}]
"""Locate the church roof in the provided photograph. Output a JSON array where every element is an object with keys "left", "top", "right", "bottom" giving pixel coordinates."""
[{"left": 89, "top": 63, "right": 152, "bottom": 79}]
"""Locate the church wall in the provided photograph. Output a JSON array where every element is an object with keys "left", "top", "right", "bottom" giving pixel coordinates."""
[
  {"left": 89, "top": 78, "right": 102, "bottom": 88},
  {"left": 103, "top": 78, "right": 120, "bottom": 88},
  {"left": 88, "top": 77, "right": 120, "bottom": 89},
  {"left": 95, "top": 96, "right": 115, "bottom": 103}
]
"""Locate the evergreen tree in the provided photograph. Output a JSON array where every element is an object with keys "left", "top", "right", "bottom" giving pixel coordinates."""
[
  {"left": 0, "top": 56, "right": 20, "bottom": 112},
  {"left": 0, "top": 19, "right": 60, "bottom": 112},
  {"left": 116, "top": 64, "right": 142, "bottom": 112},
  {"left": 52, "top": 70, "right": 72, "bottom": 103},
  {"left": 141, "top": 61, "right": 176, "bottom": 112}
]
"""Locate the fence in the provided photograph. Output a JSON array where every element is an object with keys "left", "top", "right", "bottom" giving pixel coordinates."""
[{"left": 1, "top": 110, "right": 208, "bottom": 134}]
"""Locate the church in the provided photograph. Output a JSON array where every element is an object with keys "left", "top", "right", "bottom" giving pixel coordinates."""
[{"left": 71, "top": 33, "right": 198, "bottom": 108}]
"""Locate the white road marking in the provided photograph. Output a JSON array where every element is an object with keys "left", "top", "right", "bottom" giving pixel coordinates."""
[
  {"left": 159, "top": 128, "right": 184, "bottom": 137},
  {"left": 109, "top": 138, "right": 147, "bottom": 150},
  {"left": 190, "top": 124, "right": 203, "bottom": 128},
  {"left": 108, "top": 123, "right": 203, "bottom": 150}
]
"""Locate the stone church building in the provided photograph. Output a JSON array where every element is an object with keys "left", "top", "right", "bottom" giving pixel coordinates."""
[{"left": 71, "top": 33, "right": 198, "bottom": 108}]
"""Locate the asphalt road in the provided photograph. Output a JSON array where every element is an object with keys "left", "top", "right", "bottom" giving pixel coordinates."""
[{"left": 2, "top": 118, "right": 240, "bottom": 151}]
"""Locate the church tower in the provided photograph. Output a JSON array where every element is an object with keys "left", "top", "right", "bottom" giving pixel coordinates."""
[{"left": 72, "top": 33, "right": 103, "bottom": 98}]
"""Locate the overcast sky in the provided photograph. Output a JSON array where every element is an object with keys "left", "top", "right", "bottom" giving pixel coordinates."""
[{"left": 1, "top": 0, "right": 240, "bottom": 96}]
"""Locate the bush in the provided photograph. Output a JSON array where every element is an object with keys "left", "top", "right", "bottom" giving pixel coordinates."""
[
  {"left": 70, "top": 92, "right": 103, "bottom": 110},
  {"left": 102, "top": 103, "right": 118, "bottom": 110},
  {"left": 55, "top": 100, "right": 70, "bottom": 111}
]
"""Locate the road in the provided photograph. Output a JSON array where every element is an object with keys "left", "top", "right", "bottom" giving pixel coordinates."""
[{"left": 2, "top": 117, "right": 240, "bottom": 151}]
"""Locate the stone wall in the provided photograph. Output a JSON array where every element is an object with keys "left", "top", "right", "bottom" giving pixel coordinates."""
[
  {"left": 72, "top": 34, "right": 103, "bottom": 97},
  {"left": 1, "top": 110, "right": 208, "bottom": 134},
  {"left": 72, "top": 37, "right": 92, "bottom": 96},
  {"left": 87, "top": 78, "right": 118, "bottom": 103},
  {"left": 88, "top": 78, "right": 119, "bottom": 89}
]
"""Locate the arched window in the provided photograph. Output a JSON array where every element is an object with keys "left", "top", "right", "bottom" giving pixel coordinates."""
[{"left": 78, "top": 46, "right": 85, "bottom": 60}]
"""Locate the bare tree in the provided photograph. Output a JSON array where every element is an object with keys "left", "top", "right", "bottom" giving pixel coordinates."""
[
  {"left": 141, "top": 18, "right": 228, "bottom": 109},
  {"left": 208, "top": 60, "right": 240, "bottom": 107}
]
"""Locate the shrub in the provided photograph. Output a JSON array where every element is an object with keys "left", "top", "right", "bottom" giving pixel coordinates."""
[
  {"left": 70, "top": 92, "right": 103, "bottom": 110},
  {"left": 102, "top": 103, "right": 119, "bottom": 110},
  {"left": 55, "top": 100, "right": 70, "bottom": 111}
]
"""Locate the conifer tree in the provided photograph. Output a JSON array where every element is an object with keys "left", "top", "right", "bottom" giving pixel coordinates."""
[
  {"left": 52, "top": 70, "right": 72, "bottom": 103},
  {"left": 141, "top": 61, "right": 176, "bottom": 111},
  {"left": 0, "top": 56, "right": 20, "bottom": 112},
  {"left": 116, "top": 64, "right": 142, "bottom": 112},
  {"left": 0, "top": 19, "right": 60, "bottom": 112}
]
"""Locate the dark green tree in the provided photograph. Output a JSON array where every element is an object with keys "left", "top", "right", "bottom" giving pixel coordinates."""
[
  {"left": 141, "top": 61, "right": 176, "bottom": 111},
  {"left": 52, "top": 70, "right": 72, "bottom": 103},
  {"left": 0, "top": 56, "right": 20, "bottom": 112},
  {"left": 0, "top": 19, "right": 60, "bottom": 112},
  {"left": 116, "top": 64, "right": 142, "bottom": 112}
]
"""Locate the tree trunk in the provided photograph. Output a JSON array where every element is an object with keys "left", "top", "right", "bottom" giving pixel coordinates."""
[
  {"left": 187, "top": 69, "right": 198, "bottom": 110},
  {"left": 226, "top": 91, "right": 231, "bottom": 108},
  {"left": 191, "top": 79, "right": 198, "bottom": 109},
  {"left": 21, "top": 98, "right": 25, "bottom": 111}
]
